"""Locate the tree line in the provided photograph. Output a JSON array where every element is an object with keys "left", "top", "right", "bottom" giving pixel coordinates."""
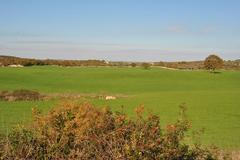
[
  {"left": 0, "top": 55, "right": 107, "bottom": 67},
  {"left": 1, "top": 54, "right": 239, "bottom": 70}
]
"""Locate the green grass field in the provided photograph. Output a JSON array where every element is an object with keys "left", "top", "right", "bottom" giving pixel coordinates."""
[{"left": 0, "top": 66, "right": 240, "bottom": 149}]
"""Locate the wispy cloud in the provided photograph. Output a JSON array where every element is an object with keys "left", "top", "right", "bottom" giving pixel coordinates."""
[
  {"left": 9, "top": 40, "right": 139, "bottom": 49},
  {"left": 1, "top": 42, "right": 238, "bottom": 61},
  {"left": 0, "top": 31, "right": 43, "bottom": 38},
  {"left": 164, "top": 25, "right": 218, "bottom": 35},
  {"left": 11, "top": 40, "right": 78, "bottom": 45},
  {"left": 165, "top": 25, "right": 187, "bottom": 34},
  {"left": 200, "top": 26, "right": 218, "bottom": 34}
]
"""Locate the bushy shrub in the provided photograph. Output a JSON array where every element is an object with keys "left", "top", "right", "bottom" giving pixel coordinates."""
[
  {"left": 0, "top": 103, "right": 221, "bottom": 159},
  {"left": 142, "top": 63, "right": 151, "bottom": 69},
  {"left": 0, "top": 89, "right": 42, "bottom": 101},
  {"left": 130, "top": 63, "right": 137, "bottom": 67},
  {"left": 204, "top": 55, "right": 224, "bottom": 72}
]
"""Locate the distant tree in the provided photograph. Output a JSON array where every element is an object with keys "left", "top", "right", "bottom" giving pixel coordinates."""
[
  {"left": 141, "top": 63, "right": 151, "bottom": 69},
  {"left": 130, "top": 63, "right": 137, "bottom": 67},
  {"left": 155, "top": 61, "right": 165, "bottom": 66},
  {"left": 204, "top": 54, "right": 224, "bottom": 72}
]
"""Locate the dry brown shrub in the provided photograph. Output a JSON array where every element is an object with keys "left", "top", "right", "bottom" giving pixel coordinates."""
[
  {"left": 0, "top": 103, "right": 225, "bottom": 159},
  {"left": 0, "top": 89, "right": 43, "bottom": 101},
  {"left": 204, "top": 55, "right": 224, "bottom": 72}
]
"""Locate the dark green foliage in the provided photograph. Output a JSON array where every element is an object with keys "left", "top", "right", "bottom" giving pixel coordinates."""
[{"left": 142, "top": 63, "right": 151, "bottom": 69}]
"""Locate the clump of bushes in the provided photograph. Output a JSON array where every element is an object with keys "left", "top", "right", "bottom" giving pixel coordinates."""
[
  {"left": 0, "top": 89, "right": 43, "bottom": 101},
  {"left": 0, "top": 55, "right": 107, "bottom": 67},
  {"left": 0, "top": 103, "right": 223, "bottom": 159},
  {"left": 141, "top": 63, "right": 151, "bottom": 69},
  {"left": 130, "top": 62, "right": 137, "bottom": 67}
]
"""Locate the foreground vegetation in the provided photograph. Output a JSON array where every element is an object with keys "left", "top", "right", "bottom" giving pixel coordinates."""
[
  {"left": 0, "top": 66, "right": 240, "bottom": 149},
  {"left": 0, "top": 103, "right": 225, "bottom": 159}
]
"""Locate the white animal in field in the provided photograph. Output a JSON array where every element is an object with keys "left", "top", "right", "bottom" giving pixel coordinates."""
[{"left": 105, "top": 96, "right": 116, "bottom": 100}]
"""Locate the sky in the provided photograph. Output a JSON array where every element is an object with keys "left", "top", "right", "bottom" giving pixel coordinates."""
[{"left": 0, "top": 0, "right": 240, "bottom": 61}]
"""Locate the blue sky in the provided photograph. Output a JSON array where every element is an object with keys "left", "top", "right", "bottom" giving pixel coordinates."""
[{"left": 0, "top": 0, "right": 239, "bottom": 61}]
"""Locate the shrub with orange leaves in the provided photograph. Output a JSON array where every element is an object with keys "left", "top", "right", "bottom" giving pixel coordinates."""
[{"left": 0, "top": 103, "right": 222, "bottom": 159}]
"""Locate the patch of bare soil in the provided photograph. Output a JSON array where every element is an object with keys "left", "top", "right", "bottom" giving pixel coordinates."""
[{"left": 158, "top": 66, "right": 179, "bottom": 70}]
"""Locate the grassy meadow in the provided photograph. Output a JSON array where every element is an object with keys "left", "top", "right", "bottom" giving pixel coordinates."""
[{"left": 0, "top": 66, "right": 240, "bottom": 149}]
